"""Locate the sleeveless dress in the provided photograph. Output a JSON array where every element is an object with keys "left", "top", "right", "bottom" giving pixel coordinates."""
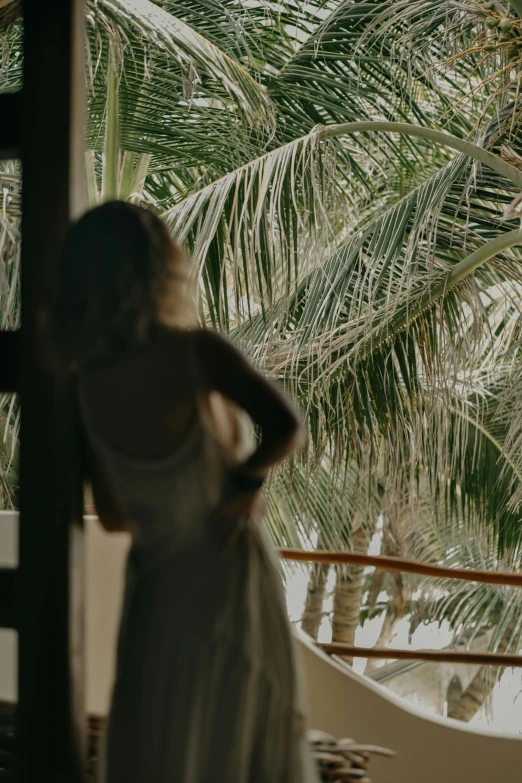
[{"left": 78, "top": 354, "right": 319, "bottom": 783}]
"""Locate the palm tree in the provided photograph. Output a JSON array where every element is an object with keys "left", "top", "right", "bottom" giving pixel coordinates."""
[{"left": 3, "top": 0, "right": 522, "bottom": 723}]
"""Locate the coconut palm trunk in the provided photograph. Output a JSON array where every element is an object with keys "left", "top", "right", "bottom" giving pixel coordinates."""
[
  {"left": 332, "top": 524, "right": 373, "bottom": 664},
  {"left": 301, "top": 532, "right": 330, "bottom": 640},
  {"left": 364, "top": 573, "right": 405, "bottom": 674},
  {"left": 447, "top": 621, "right": 515, "bottom": 722}
]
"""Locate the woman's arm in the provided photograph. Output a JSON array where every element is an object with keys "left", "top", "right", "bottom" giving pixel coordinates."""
[
  {"left": 194, "top": 330, "right": 305, "bottom": 481},
  {"left": 80, "top": 426, "right": 129, "bottom": 532},
  {"left": 89, "top": 466, "right": 129, "bottom": 532}
]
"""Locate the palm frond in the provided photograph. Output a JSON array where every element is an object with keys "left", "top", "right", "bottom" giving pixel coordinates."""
[
  {"left": 409, "top": 491, "right": 522, "bottom": 655},
  {"left": 91, "top": 0, "right": 276, "bottom": 133},
  {"left": 154, "top": 0, "right": 328, "bottom": 70},
  {"left": 0, "top": 161, "right": 20, "bottom": 329},
  {"left": 265, "top": 452, "right": 382, "bottom": 551},
  {"left": 162, "top": 126, "right": 343, "bottom": 329}
]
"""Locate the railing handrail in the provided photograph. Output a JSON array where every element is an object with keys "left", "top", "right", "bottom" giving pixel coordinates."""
[
  {"left": 279, "top": 548, "right": 522, "bottom": 587},
  {"left": 318, "top": 642, "right": 522, "bottom": 668}
]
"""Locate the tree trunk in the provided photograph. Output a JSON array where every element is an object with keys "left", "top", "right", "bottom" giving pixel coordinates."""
[
  {"left": 446, "top": 667, "right": 495, "bottom": 722},
  {"left": 364, "top": 572, "right": 405, "bottom": 674},
  {"left": 447, "top": 621, "right": 514, "bottom": 722},
  {"left": 301, "top": 533, "right": 329, "bottom": 640},
  {"left": 332, "top": 525, "right": 372, "bottom": 664}
]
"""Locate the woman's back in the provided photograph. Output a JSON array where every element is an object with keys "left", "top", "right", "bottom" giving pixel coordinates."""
[
  {"left": 78, "top": 331, "right": 250, "bottom": 560},
  {"left": 79, "top": 332, "right": 205, "bottom": 460}
]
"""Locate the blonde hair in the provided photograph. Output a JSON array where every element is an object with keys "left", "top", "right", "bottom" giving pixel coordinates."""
[{"left": 53, "top": 201, "right": 195, "bottom": 370}]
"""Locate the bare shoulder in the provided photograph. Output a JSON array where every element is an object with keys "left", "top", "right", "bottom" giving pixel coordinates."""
[
  {"left": 192, "top": 328, "right": 245, "bottom": 364},
  {"left": 191, "top": 328, "right": 234, "bottom": 350},
  {"left": 157, "top": 327, "right": 249, "bottom": 394},
  {"left": 160, "top": 326, "right": 231, "bottom": 351},
  {"left": 193, "top": 330, "right": 256, "bottom": 391}
]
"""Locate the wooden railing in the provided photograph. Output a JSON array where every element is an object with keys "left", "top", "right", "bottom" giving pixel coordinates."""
[{"left": 279, "top": 548, "right": 522, "bottom": 667}]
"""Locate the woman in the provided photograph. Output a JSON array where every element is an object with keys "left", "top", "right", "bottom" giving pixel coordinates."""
[{"left": 53, "top": 201, "right": 318, "bottom": 783}]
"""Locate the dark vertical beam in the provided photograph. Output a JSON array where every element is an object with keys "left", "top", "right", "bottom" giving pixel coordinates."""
[
  {"left": 0, "top": 92, "right": 22, "bottom": 160},
  {"left": 0, "top": 333, "right": 19, "bottom": 393},
  {"left": 0, "top": 568, "right": 17, "bottom": 629},
  {"left": 18, "top": 1, "right": 85, "bottom": 781}
]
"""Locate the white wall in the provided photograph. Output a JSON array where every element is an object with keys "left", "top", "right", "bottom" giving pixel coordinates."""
[
  {"left": 0, "top": 511, "right": 17, "bottom": 702},
  {"left": 84, "top": 516, "right": 130, "bottom": 714},
  {"left": 297, "top": 632, "right": 522, "bottom": 783},
  {"left": 0, "top": 511, "right": 130, "bottom": 714}
]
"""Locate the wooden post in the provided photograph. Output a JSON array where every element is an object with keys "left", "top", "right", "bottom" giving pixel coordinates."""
[{"left": 18, "top": 1, "right": 85, "bottom": 780}]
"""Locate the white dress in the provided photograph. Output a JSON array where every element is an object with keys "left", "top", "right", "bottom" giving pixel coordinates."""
[{"left": 78, "top": 359, "right": 319, "bottom": 783}]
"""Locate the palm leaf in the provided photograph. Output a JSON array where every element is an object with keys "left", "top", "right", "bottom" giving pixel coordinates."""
[
  {"left": 162, "top": 126, "right": 343, "bottom": 328},
  {"left": 90, "top": 0, "right": 275, "bottom": 134},
  {"left": 266, "top": 452, "right": 383, "bottom": 552}
]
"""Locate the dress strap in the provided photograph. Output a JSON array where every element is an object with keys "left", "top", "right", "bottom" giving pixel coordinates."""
[{"left": 185, "top": 330, "right": 210, "bottom": 428}]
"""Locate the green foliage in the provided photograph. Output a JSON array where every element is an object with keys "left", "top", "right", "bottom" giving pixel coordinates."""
[{"left": 2, "top": 0, "right": 522, "bottom": 653}]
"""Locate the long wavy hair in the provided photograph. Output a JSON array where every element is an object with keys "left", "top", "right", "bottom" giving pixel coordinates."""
[{"left": 53, "top": 201, "right": 195, "bottom": 371}]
